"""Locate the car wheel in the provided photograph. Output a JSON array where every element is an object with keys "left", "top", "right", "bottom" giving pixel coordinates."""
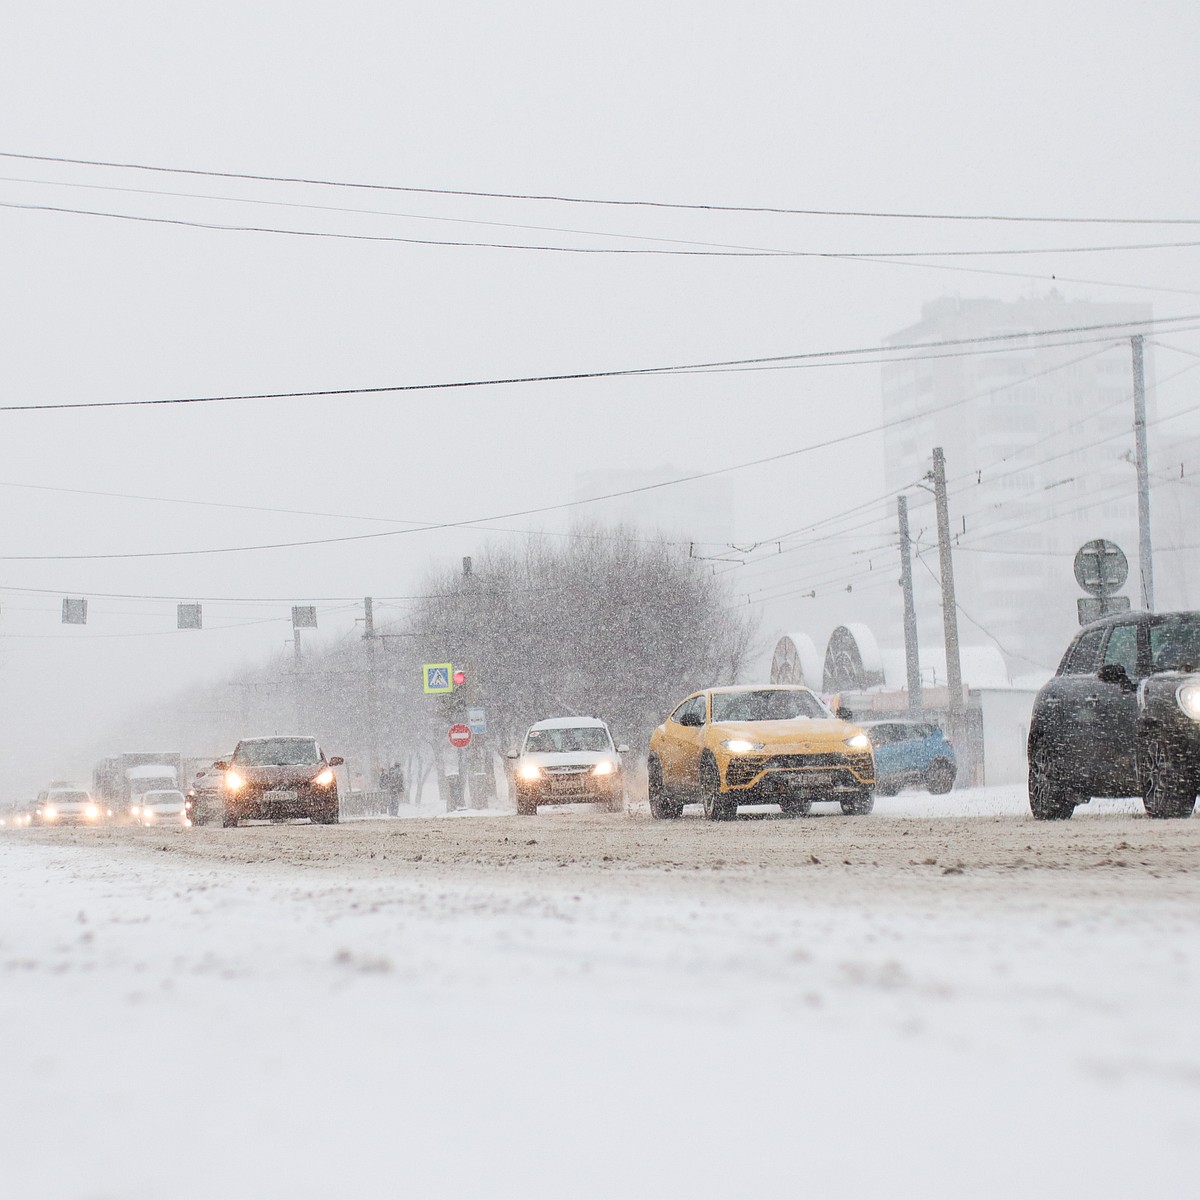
[
  {"left": 781, "top": 798, "right": 812, "bottom": 817},
  {"left": 515, "top": 788, "right": 538, "bottom": 816},
  {"left": 926, "top": 760, "right": 956, "bottom": 795},
  {"left": 221, "top": 807, "right": 240, "bottom": 828},
  {"left": 839, "top": 791, "right": 875, "bottom": 816},
  {"left": 1028, "top": 742, "right": 1077, "bottom": 820},
  {"left": 647, "top": 756, "right": 681, "bottom": 820},
  {"left": 313, "top": 801, "right": 340, "bottom": 825},
  {"left": 604, "top": 792, "right": 625, "bottom": 814},
  {"left": 1139, "top": 733, "right": 1197, "bottom": 819},
  {"left": 699, "top": 756, "right": 736, "bottom": 821}
]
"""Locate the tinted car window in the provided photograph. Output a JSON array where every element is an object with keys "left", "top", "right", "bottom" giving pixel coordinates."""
[
  {"left": 711, "top": 689, "right": 826, "bottom": 722},
  {"left": 1149, "top": 615, "right": 1200, "bottom": 673},
  {"left": 525, "top": 726, "right": 613, "bottom": 753},
  {"left": 1103, "top": 623, "right": 1140, "bottom": 677},
  {"left": 868, "top": 725, "right": 896, "bottom": 746},
  {"left": 1061, "top": 628, "right": 1104, "bottom": 675}
]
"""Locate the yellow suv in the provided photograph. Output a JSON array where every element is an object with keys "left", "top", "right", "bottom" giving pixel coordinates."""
[{"left": 647, "top": 685, "right": 875, "bottom": 820}]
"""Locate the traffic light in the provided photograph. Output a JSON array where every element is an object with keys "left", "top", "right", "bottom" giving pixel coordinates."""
[{"left": 453, "top": 669, "right": 466, "bottom": 686}]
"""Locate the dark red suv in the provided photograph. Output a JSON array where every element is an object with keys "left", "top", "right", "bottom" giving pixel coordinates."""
[{"left": 217, "top": 736, "right": 344, "bottom": 826}]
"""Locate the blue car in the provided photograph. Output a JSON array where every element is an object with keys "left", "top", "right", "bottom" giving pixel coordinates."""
[{"left": 861, "top": 720, "right": 957, "bottom": 795}]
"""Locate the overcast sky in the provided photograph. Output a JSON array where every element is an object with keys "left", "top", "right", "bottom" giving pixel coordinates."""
[{"left": 2, "top": 1, "right": 1199, "bottom": 794}]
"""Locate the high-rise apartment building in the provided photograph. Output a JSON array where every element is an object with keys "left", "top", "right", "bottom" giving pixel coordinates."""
[{"left": 880, "top": 294, "right": 1153, "bottom": 677}]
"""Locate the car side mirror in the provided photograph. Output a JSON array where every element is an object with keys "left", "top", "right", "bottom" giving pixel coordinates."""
[
  {"left": 506, "top": 750, "right": 519, "bottom": 759},
  {"left": 836, "top": 706, "right": 854, "bottom": 721},
  {"left": 1097, "top": 663, "right": 1134, "bottom": 691},
  {"left": 214, "top": 761, "right": 228, "bottom": 770},
  {"left": 679, "top": 712, "right": 703, "bottom": 728},
  {"left": 616, "top": 744, "right": 630, "bottom": 753},
  {"left": 329, "top": 756, "right": 345, "bottom": 766}
]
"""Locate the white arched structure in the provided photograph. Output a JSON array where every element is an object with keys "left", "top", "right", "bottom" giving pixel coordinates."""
[
  {"left": 770, "top": 632, "right": 822, "bottom": 686},
  {"left": 822, "top": 623, "right": 886, "bottom": 692}
]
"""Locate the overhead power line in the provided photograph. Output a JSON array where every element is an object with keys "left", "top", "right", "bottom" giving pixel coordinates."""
[
  {"left": 2, "top": 330, "right": 1192, "bottom": 562},
  {"left": 0, "top": 479, "right": 704, "bottom": 548},
  {"left": 7, "top": 190, "right": 1200, "bottom": 260},
  {"left": 7, "top": 201, "right": 1198, "bottom": 296},
  {"left": 2, "top": 313, "right": 1193, "bottom": 415},
  {"left": 4, "top": 149, "right": 1199, "bottom": 226}
]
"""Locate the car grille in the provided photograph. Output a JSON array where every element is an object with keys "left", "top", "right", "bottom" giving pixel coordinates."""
[{"left": 725, "top": 753, "right": 873, "bottom": 788}]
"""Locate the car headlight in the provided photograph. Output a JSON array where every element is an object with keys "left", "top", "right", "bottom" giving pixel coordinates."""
[
  {"left": 313, "top": 768, "right": 335, "bottom": 787},
  {"left": 85, "top": 804, "right": 100, "bottom": 819},
  {"left": 43, "top": 805, "right": 57, "bottom": 819},
  {"left": 592, "top": 760, "right": 616, "bottom": 777},
  {"left": 1177, "top": 682, "right": 1200, "bottom": 720},
  {"left": 721, "top": 739, "right": 765, "bottom": 753},
  {"left": 142, "top": 808, "right": 155, "bottom": 820},
  {"left": 517, "top": 762, "right": 542, "bottom": 781},
  {"left": 844, "top": 734, "right": 871, "bottom": 750},
  {"left": 225, "top": 770, "right": 246, "bottom": 791}
]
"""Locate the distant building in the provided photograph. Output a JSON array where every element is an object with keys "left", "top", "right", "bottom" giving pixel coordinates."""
[{"left": 880, "top": 293, "right": 1154, "bottom": 675}]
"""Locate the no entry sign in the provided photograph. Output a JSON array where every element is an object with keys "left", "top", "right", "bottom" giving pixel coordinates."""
[{"left": 448, "top": 724, "right": 472, "bottom": 749}]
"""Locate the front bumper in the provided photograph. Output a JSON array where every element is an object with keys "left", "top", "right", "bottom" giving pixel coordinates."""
[
  {"left": 512, "top": 774, "right": 622, "bottom": 807},
  {"left": 720, "top": 751, "right": 875, "bottom": 797},
  {"left": 226, "top": 787, "right": 337, "bottom": 820}
]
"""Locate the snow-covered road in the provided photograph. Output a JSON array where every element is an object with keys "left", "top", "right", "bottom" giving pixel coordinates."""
[{"left": 2, "top": 798, "right": 1199, "bottom": 1198}]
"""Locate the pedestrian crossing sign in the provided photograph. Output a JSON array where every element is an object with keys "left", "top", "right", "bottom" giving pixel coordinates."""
[{"left": 423, "top": 663, "right": 453, "bottom": 693}]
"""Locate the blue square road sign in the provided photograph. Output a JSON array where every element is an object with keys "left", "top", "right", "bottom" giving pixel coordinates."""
[{"left": 423, "top": 663, "right": 452, "bottom": 693}]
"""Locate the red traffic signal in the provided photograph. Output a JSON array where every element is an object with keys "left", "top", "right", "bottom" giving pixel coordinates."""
[{"left": 453, "top": 669, "right": 466, "bottom": 686}]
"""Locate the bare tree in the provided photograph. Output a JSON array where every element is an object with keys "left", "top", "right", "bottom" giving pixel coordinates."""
[
  {"left": 99, "top": 524, "right": 756, "bottom": 805},
  {"left": 405, "top": 523, "right": 757, "bottom": 751}
]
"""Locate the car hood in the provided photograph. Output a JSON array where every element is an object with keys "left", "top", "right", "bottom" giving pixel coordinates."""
[
  {"left": 233, "top": 765, "right": 328, "bottom": 787},
  {"left": 48, "top": 801, "right": 89, "bottom": 813},
  {"left": 712, "top": 718, "right": 865, "bottom": 751}
]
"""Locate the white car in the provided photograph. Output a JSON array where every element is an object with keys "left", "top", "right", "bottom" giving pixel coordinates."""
[
  {"left": 136, "top": 789, "right": 189, "bottom": 826},
  {"left": 36, "top": 788, "right": 106, "bottom": 826},
  {"left": 506, "top": 716, "right": 629, "bottom": 816}
]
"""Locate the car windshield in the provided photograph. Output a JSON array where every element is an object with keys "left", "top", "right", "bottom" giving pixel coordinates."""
[
  {"left": 524, "top": 726, "right": 612, "bottom": 753},
  {"left": 711, "top": 689, "right": 828, "bottom": 723},
  {"left": 234, "top": 738, "right": 322, "bottom": 766},
  {"left": 145, "top": 791, "right": 184, "bottom": 804},
  {"left": 49, "top": 791, "right": 88, "bottom": 804},
  {"left": 1150, "top": 616, "right": 1200, "bottom": 673}
]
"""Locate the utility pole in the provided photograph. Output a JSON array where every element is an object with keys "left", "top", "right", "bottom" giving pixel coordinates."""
[
  {"left": 896, "top": 494, "right": 923, "bottom": 715},
  {"left": 363, "top": 597, "right": 380, "bottom": 790},
  {"left": 931, "top": 448, "right": 964, "bottom": 723},
  {"left": 1131, "top": 335, "right": 1155, "bottom": 611}
]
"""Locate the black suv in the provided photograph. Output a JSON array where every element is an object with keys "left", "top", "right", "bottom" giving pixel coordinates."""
[{"left": 1028, "top": 610, "right": 1200, "bottom": 820}]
